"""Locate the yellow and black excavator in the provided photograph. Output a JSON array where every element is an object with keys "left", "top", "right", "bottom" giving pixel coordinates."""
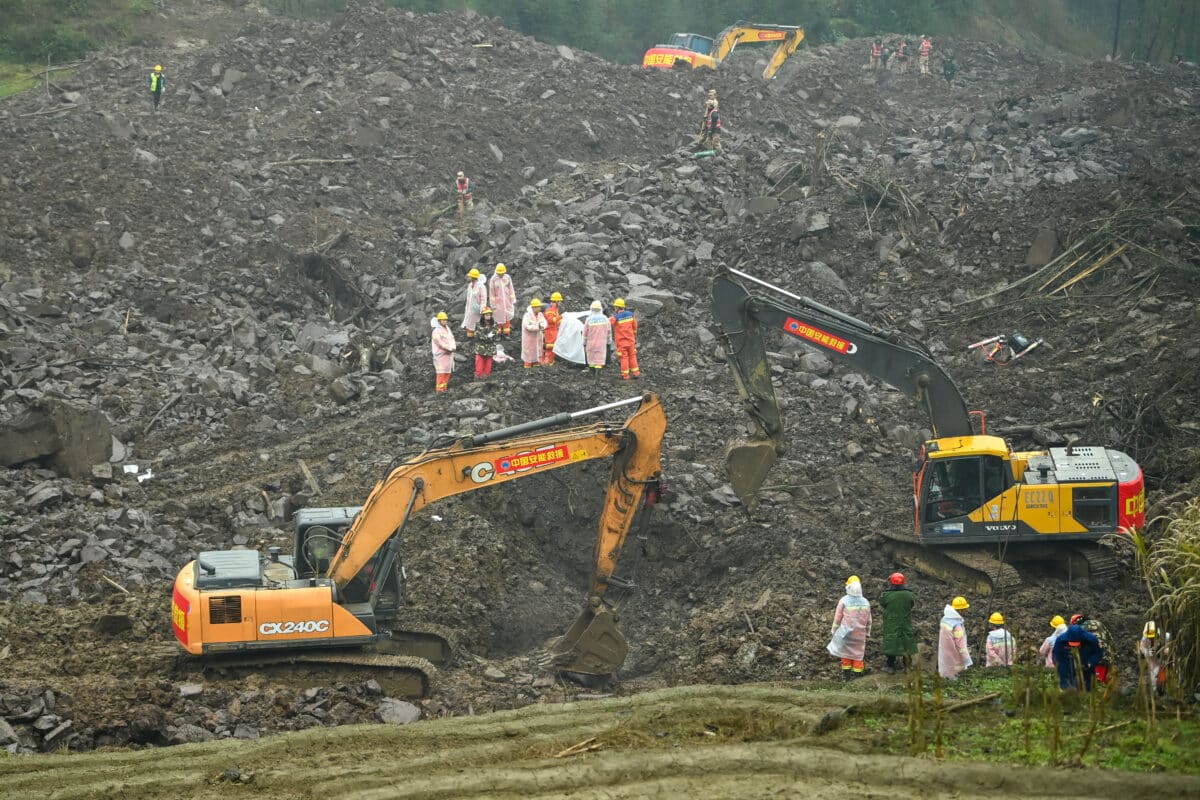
[
  {"left": 172, "top": 394, "right": 666, "bottom": 695},
  {"left": 712, "top": 268, "right": 1145, "bottom": 594},
  {"left": 642, "top": 22, "right": 805, "bottom": 80}
]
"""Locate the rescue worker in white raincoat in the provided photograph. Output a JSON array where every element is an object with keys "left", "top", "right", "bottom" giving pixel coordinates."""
[
  {"left": 521, "top": 298, "right": 547, "bottom": 368},
  {"left": 462, "top": 268, "right": 488, "bottom": 338},
  {"left": 1039, "top": 615, "right": 1067, "bottom": 668},
  {"left": 827, "top": 576, "right": 872, "bottom": 679},
  {"left": 984, "top": 612, "right": 1016, "bottom": 667},
  {"left": 584, "top": 301, "right": 610, "bottom": 372},
  {"left": 938, "top": 596, "right": 973, "bottom": 680},
  {"left": 488, "top": 263, "right": 517, "bottom": 336},
  {"left": 431, "top": 311, "right": 456, "bottom": 393}
]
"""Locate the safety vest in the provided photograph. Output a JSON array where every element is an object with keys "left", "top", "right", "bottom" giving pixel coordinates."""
[
  {"left": 705, "top": 105, "right": 721, "bottom": 131},
  {"left": 149, "top": 73, "right": 162, "bottom": 91},
  {"left": 920, "top": 40, "right": 932, "bottom": 57},
  {"left": 456, "top": 177, "right": 473, "bottom": 197},
  {"left": 897, "top": 43, "right": 907, "bottom": 58},
  {"left": 872, "top": 43, "right": 882, "bottom": 57}
]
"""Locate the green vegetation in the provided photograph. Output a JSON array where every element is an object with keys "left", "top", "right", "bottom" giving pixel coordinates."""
[
  {"left": 0, "top": 62, "right": 38, "bottom": 98},
  {"left": 0, "top": 0, "right": 148, "bottom": 65}
]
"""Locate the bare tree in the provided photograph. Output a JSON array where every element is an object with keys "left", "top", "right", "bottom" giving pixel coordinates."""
[{"left": 1112, "top": 0, "right": 1124, "bottom": 58}]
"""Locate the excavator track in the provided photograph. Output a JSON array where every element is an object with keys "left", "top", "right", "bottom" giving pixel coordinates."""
[
  {"left": 879, "top": 529, "right": 1022, "bottom": 597},
  {"left": 200, "top": 652, "right": 436, "bottom": 698}
]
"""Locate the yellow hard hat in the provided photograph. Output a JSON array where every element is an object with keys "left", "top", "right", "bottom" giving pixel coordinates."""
[
  {"left": 952, "top": 596, "right": 969, "bottom": 610},
  {"left": 846, "top": 575, "right": 860, "bottom": 585},
  {"left": 467, "top": 268, "right": 481, "bottom": 280},
  {"left": 1050, "top": 615, "right": 1065, "bottom": 628},
  {"left": 1143, "top": 621, "right": 1157, "bottom": 639},
  {"left": 988, "top": 612, "right": 1005, "bottom": 625},
  {"left": 154, "top": 64, "right": 163, "bottom": 72},
  {"left": 436, "top": 311, "right": 448, "bottom": 321},
  {"left": 550, "top": 292, "right": 562, "bottom": 302},
  {"left": 613, "top": 298, "right": 626, "bottom": 308},
  {"left": 530, "top": 298, "right": 542, "bottom": 308},
  {"left": 481, "top": 306, "right": 492, "bottom": 315},
  {"left": 495, "top": 263, "right": 506, "bottom": 275}
]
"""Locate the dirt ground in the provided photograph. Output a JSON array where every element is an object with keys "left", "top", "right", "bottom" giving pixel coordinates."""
[{"left": 1, "top": 0, "right": 1198, "bottom": 772}]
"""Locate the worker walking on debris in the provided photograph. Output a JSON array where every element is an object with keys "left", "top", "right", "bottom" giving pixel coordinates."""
[
  {"left": 488, "top": 263, "right": 516, "bottom": 336},
  {"left": 869, "top": 39, "right": 882, "bottom": 72},
  {"left": 942, "top": 52, "right": 958, "bottom": 84},
  {"left": 462, "top": 268, "right": 488, "bottom": 339},
  {"left": 584, "top": 301, "right": 610, "bottom": 374},
  {"left": 473, "top": 307, "right": 498, "bottom": 380},
  {"left": 895, "top": 40, "right": 909, "bottom": 74},
  {"left": 827, "top": 576, "right": 872, "bottom": 679},
  {"left": 918, "top": 35, "right": 932, "bottom": 77},
  {"left": 148, "top": 64, "right": 167, "bottom": 110},
  {"left": 609, "top": 298, "right": 641, "bottom": 380},
  {"left": 1039, "top": 615, "right": 1067, "bottom": 667},
  {"left": 431, "top": 311, "right": 456, "bottom": 393},
  {"left": 1053, "top": 616, "right": 1103, "bottom": 690},
  {"left": 542, "top": 291, "right": 563, "bottom": 365},
  {"left": 521, "top": 298, "right": 548, "bottom": 369},
  {"left": 699, "top": 92, "right": 722, "bottom": 153},
  {"left": 455, "top": 171, "right": 474, "bottom": 218},
  {"left": 938, "top": 596, "right": 973, "bottom": 680},
  {"left": 878, "top": 572, "right": 916, "bottom": 673},
  {"left": 984, "top": 612, "right": 1016, "bottom": 667}
]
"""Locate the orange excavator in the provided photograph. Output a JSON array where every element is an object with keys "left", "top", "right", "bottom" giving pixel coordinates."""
[
  {"left": 712, "top": 268, "right": 1144, "bottom": 594},
  {"left": 172, "top": 394, "right": 666, "bottom": 694},
  {"left": 642, "top": 22, "right": 805, "bottom": 80}
]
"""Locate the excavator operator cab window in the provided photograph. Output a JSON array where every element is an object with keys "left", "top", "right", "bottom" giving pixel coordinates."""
[
  {"left": 668, "top": 33, "right": 713, "bottom": 55},
  {"left": 982, "top": 455, "right": 1008, "bottom": 501},
  {"left": 924, "top": 457, "right": 985, "bottom": 521}
]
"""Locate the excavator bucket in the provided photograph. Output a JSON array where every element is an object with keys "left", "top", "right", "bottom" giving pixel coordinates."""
[
  {"left": 725, "top": 437, "right": 777, "bottom": 508},
  {"left": 545, "top": 602, "right": 628, "bottom": 676}
]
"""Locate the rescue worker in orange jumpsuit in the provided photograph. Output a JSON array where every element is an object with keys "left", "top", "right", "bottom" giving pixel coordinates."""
[
  {"left": 431, "top": 311, "right": 456, "bottom": 393},
  {"left": 609, "top": 298, "right": 641, "bottom": 380},
  {"left": 542, "top": 291, "right": 563, "bottom": 365},
  {"left": 918, "top": 36, "right": 933, "bottom": 76},
  {"left": 455, "top": 171, "right": 474, "bottom": 218}
]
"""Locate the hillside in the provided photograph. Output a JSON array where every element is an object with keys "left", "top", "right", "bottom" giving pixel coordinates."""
[{"left": 1, "top": 0, "right": 1199, "bottom": 770}]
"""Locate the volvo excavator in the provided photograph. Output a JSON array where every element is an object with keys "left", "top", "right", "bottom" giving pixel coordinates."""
[
  {"left": 642, "top": 22, "right": 805, "bottom": 80},
  {"left": 172, "top": 394, "right": 667, "bottom": 695},
  {"left": 712, "top": 269, "right": 1145, "bottom": 595}
]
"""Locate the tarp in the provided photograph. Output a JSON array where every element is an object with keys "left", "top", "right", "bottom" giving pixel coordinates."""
[{"left": 551, "top": 311, "right": 591, "bottom": 365}]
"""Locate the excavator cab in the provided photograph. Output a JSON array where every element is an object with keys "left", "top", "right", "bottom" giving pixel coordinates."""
[{"left": 665, "top": 33, "right": 714, "bottom": 55}]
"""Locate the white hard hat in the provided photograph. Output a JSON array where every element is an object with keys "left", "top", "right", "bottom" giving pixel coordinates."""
[
  {"left": 590, "top": 300, "right": 602, "bottom": 311},
  {"left": 456, "top": 171, "right": 465, "bottom": 178}
]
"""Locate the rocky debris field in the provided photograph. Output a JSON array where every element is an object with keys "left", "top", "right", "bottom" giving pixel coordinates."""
[{"left": 1, "top": 1, "right": 1198, "bottom": 754}]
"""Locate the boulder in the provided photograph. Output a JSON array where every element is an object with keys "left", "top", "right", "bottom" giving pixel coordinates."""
[{"left": 0, "top": 398, "right": 112, "bottom": 479}]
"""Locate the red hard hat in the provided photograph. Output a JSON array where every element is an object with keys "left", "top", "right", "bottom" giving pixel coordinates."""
[
  {"left": 1069, "top": 613, "right": 1085, "bottom": 625},
  {"left": 889, "top": 572, "right": 905, "bottom": 585}
]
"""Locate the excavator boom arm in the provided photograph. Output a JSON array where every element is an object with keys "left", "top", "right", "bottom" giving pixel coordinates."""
[
  {"left": 711, "top": 22, "right": 805, "bottom": 79},
  {"left": 326, "top": 395, "right": 667, "bottom": 599}
]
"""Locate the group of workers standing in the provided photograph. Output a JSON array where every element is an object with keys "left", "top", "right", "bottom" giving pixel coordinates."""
[
  {"left": 869, "top": 35, "right": 955, "bottom": 82},
  {"left": 826, "top": 573, "right": 1170, "bottom": 693},
  {"left": 431, "top": 262, "right": 642, "bottom": 392}
]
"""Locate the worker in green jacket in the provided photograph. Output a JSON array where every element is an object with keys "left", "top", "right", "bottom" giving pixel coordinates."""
[{"left": 879, "top": 572, "right": 917, "bottom": 673}]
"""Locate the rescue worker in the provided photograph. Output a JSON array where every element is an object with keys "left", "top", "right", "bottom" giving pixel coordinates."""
[
  {"left": 542, "top": 291, "right": 563, "bottom": 365},
  {"left": 700, "top": 95, "right": 722, "bottom": 153},
  {"left": 521, "top": 298, "right": 547, "bottom": 368},
  {"left": 1039, "top": 615, "right": 1067, "bottom": 668},
  {"left": 462, "top": 268, "right": 488, "bottom": 339},
  {"left": 1138, "top": 621, "right": 1167, "bottom": 696},
  {"left": 870, "top": 39, "right": 882, "bottom": 72},
  {"left": 431, "top": 311, "right": 456, "bottom": 393},
  {"left": 918, "top": 35, "right": 932, "bottom": 76},
  {"left": 827, "top": 576, "right": 872, "bottom": 679},
  {"left": 1052, "top": 618, "right": 1102, "bottom": 691},
  {"left": 609, "top": 298, "right": 641, "bottom": 380},
  {"left": 148, "top": 64, "right": 167, "bottom": 110},
  {"left": 938, "top": 596, "right": 973, "bottom": 680},
  {"left": 473, "top": 307, "right": 498, "bottom": 380},
  {"left": 984, "top": 612, "right": 1016, "bottom": 667},
  {"left": 895, "top": 40, "right": 909, "bottom": 74},
  {"left": 1074, "top": 613, "right": 1114, "bottom": 684},
  {"left": 584, "top": 300, "right": 610, "bottom": 373},
  {"left": 488, "top": 263, "right": 516, "bottom": 336},
  {"left": 878, "top": 572, "right": 916, "bottom": 673},
  {"left": 942, "top": 52, "right": 958, "bottom": 84},
  {"left": 455, "top": 171, "right": 474, "bottom": 218}
]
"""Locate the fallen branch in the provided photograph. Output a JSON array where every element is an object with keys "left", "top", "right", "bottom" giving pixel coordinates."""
[
  {"left": 19, "top": 103, "right": 77, "bottom": 117},
  {"left": 144, "top": 392, "right": 182, "bottom": 434},
  {"left": 33, "top": 62, "right": 83, "bottom": 77},
  {"left": 299, "top": 459, "right": 322, "bottom": 496},
  {"left": 552, "top": 737, "right": 600, "bottom": 758},
  {"left": 101, "top": 574, "right": 131, "bottom": 595},
  {"left": 264, "top": 157, "right": 357, "bottom": 169},
  {"left": 1048, "top": 242, "right": 1130, "bottom": 294},
  {"left": 991, "top": 418, "right": 1091, "bottom": 436},
  {"left": 944, "top": 692, "right": 1001, "bottom": 712}
]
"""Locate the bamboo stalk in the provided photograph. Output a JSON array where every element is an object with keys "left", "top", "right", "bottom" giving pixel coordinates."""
[{"left": 1049, "top": 242, "right": 1131, "bottom": 294}]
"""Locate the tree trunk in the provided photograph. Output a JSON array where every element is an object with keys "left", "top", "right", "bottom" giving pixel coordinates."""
[
  {"left": 1168, "top": 0, "right": 1184, "bottom": 60},
  {"left": 1112, "top": 0, "right": 1124, "bottom": 58}
]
